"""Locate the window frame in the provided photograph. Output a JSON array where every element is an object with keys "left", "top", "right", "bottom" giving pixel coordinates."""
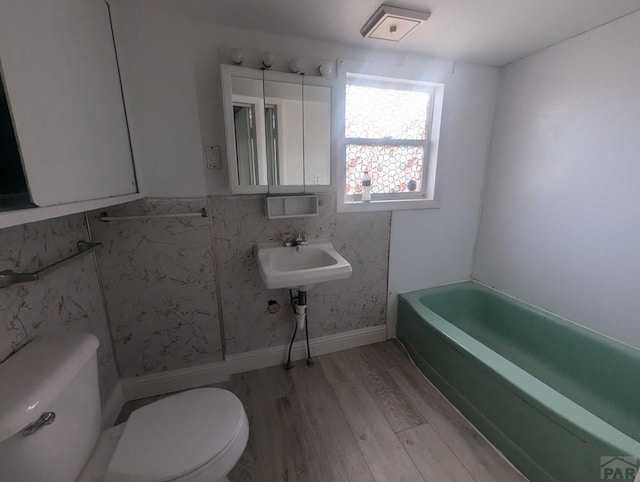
[{"left": 336, "top": 63, "right": 445, "bottom": 213}]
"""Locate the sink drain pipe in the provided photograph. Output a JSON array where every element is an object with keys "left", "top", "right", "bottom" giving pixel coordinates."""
[
  {"left": 285, "top": 289, "right": 313, "bottom": 370},
  {"left": 294, "top": 290, "right": 307, "bottom": 330}
]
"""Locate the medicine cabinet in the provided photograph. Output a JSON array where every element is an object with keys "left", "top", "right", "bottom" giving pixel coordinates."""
[{"left": 221, "top": 65, "right": 331, "bottom": 194}]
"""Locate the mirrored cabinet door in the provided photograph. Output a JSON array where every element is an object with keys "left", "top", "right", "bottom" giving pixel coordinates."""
[
  {"left": 303, "top": 83, "right": 331, "bottom": 188},
  {"left": 264, "top": 74, "right": 303, "bottom": 191},
  {"left": 227, "top": 71, "right": 268, "bottom": 190},
  {"left": 222, "top": 65, "right": 332, "bottom": 194}
]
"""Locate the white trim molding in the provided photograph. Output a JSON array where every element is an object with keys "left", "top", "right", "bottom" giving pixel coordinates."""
[
  {"left": 102, "top": 380, "right": 126, "bottom": 429},
  {"left": 121, "top": 361, "right": 230, "bottom": 401},
  {"left": 226, "top": 324, "right": 387, "bottom": 374},
  {"left": 119, "top": 325, "right": 387, "bottom": 401}
]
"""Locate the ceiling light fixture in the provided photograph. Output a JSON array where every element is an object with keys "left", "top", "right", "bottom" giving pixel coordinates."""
[{"left": 360, "top": 4, "right": 431, "bottom": 42}]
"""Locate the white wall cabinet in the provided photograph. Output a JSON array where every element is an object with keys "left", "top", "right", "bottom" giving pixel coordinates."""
[
  {"left": 0, "top": 0, "right": 137, "bottom": 208},
  {"left": 108, "top": 4, "right": 208, "bottom": 198}
]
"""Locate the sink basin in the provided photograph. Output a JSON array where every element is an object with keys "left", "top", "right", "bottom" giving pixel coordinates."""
[{"left": 256, "top": 239, "right": 352, "bottom": 290}]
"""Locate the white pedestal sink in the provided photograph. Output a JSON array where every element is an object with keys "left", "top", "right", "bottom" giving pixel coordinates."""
[{"left": 256, "top": 239, "right": 352, "bottom": 291}]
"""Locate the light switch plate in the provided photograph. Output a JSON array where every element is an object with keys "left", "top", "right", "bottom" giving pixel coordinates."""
[{"left": 205, "top": 145, "right": 221, "bottom": 170}]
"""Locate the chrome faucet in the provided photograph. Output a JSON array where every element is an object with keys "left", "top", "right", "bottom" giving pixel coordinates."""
[
  {"left": 282, "top": 232, "right": 309, "bottom": 251},
  {"left": 281, "top": 232, "right": 295, "bottom": 247},
  {"left": 294, "top": 232, "right": 308, "bottom": 252}
]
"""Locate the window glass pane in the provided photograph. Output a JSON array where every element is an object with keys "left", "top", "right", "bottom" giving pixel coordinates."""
[
  {"left": 345, "top": 84, "right": 430, "bottom": 140},
  {"left": 345, "top": 144, "right": 424, "bottom": 195}
]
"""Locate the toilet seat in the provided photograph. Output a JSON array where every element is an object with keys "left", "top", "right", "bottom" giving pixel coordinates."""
[{"left": 104, "top": 388, "right": 246, "bottom": 482}]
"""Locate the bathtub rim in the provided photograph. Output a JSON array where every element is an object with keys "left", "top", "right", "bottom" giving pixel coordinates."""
[
  {"left": 458, "top": 279, "right": 640, "bottom": 355},
  {"left": 399, "top": 281, "right": 640, "bottom": 457}
]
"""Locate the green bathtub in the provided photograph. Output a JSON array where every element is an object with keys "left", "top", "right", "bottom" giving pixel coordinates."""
[{"left": 397, "top": 281, "right": 640, "bottom": 482}]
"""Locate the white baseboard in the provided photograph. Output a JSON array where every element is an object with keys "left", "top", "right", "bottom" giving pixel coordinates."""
[
  {"left": 119, "top": 325, "right": 387, "bottom": 401},
  {"left": 102, "top": 381, "right": 125, "bottom": 429},
  {"left": 121, "top": 361, "right": 230, "bottom": 401},
  {"left": 226, "top": 324, "right": 387, "bottom": 374}
]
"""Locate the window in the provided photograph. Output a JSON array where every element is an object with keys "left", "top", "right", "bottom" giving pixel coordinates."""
[{"left": 340, "top": 72, "right": 444, "bottom": 211}]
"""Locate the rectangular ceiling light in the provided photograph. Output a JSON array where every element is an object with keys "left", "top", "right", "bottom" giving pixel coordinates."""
[{"left": 361, "top": 4, "right": 431, "bottom": 42}]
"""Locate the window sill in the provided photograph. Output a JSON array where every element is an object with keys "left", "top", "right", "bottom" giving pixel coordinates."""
[{"left": 337, "top": 197, "right": 440, "bottom": 213}]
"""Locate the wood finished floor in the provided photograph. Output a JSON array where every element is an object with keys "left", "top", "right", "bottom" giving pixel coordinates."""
[{"left": 117, "top": 341, "right": 528, "bottom": 482}]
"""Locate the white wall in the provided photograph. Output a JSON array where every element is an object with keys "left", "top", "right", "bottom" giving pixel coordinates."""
[
  {"left": 189, "top": 24, "right": 500, "bottom": 337},
  {"left": 387, "top": 63, "right": 500, "bottom": 336},
  {"left": 473, "top": 11, "right": 640, "bottom": 349},
  {"left": 191, "top": 23, "right": 491, "bottom": 196},
  {"left": 109, "top": 4, "right": 207, "bottom": 198},
  {"left": 106, "top": 7, "right": 499, "bottom": 339}
]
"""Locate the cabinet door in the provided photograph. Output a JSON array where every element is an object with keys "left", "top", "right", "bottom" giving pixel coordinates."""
[{"left": 0, "top": 0, "right": 136, "bottom": 206}]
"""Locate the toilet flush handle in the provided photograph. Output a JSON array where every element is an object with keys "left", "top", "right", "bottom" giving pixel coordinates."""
[{"left": 22, "top": 411, "right": 56, "bottom": 437}]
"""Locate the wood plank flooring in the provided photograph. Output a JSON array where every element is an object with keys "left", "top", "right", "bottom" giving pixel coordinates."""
[{"left": 117, "top": 341, "right": 528, "bottom": 481}]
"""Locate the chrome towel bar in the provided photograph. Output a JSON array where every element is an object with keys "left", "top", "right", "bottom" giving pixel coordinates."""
[
  {"left": 97, "top": 208, "right": 207, "bottom": 222},
  {"left": 0, "top": 241, "right": 102, "bottom": 289}
]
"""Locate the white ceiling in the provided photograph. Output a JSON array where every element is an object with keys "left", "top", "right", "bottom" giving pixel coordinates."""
[{"left": 121, "top": 0, "right": 640, "bottom": 66}]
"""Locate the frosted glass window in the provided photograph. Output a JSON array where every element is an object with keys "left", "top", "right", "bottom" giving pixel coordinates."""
[
  {"left": 345, "top": 144, "right": 424, "bottom": 195},
  {"left": 345, "top": 84, "right": 429, "bottom": 140},
  {"left": 344, "top": 75, "right": 434, "bottom": 200}
]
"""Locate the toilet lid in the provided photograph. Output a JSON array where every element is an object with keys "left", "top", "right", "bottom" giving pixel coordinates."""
[{"left": 105, "top": 388, "right": 246, "bottom": 482}]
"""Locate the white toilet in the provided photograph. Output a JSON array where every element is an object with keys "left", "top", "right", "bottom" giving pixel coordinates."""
[{"left": 0, "top": 332, "right": 249, "bottom": 482}]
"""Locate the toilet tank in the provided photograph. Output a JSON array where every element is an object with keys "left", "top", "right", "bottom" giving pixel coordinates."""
[{"left": 0, "top": 332, "right": 101, "bottom": 482}]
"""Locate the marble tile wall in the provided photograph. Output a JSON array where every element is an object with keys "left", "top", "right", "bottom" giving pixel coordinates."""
[
  {"left": 89, "top": 199, "right": 223, "bottom": 378},
  {"left": 0, "top": 214, "right": 118, "bottom": 405},
  {"left": 1, "top": 196, "right": 391, "bottom": 392},
  {"left": 211, "top": 194, "right": 391, "bottom": 354},
  {"left": 87, "top": 194, "right": 390, "bottom": 377}
]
